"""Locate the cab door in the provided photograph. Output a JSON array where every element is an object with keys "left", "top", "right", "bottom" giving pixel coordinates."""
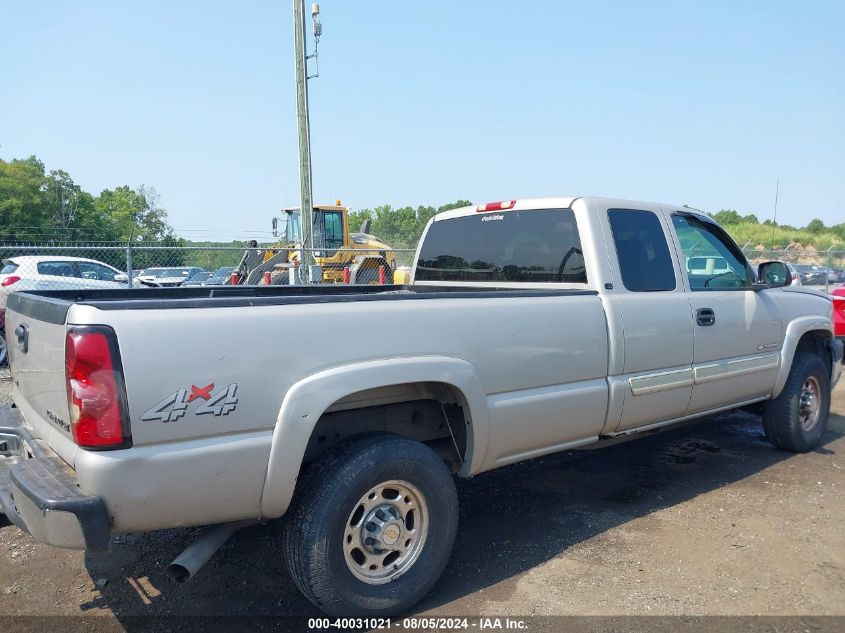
[
  {"left": 667, "top": 211, "right": 783, "bottom": 414},
  {"left": 600, "top": 206, "right": 695, "bottom": 432}
]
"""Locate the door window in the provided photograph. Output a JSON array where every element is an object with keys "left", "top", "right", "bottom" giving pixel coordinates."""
[
  {"left": 608, "top": 209, "right": 676, "bottom": 292},
  {"left": 672, "top": 214, "right": 750, "bottom": 290},
  {"left": 77, "top": 262, "right": 118, "bottom": 281},
  {"left": 313, "top": 210, "right": 344, "bottom": 252}
]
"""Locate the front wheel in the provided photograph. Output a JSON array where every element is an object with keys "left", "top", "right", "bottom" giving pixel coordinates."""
[
  {"left": 283, "top": 433, "right": 458, "bottom": 617},
  {"left": 763, "top": 352, "right": 830, "bottom": 452}
]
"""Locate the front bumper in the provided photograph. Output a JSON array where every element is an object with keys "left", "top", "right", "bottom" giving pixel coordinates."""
[{"left": 0, "top": 405, "right": 110, "bottom": 551}]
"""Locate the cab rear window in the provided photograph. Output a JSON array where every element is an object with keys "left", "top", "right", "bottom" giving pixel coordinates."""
[
  {"left": 1, "top": 263, "right": 19, "bottom": 274},
  {"left": 415, "top": 208, "right": 586, "bottom": 283}
]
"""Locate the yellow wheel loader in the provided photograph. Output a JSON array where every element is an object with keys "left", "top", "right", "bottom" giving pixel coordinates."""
[{"left": 235, "top": 203, "right": 395, "bottom": 285}]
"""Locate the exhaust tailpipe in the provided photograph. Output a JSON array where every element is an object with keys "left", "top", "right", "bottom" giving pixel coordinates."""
[{"left": 168, "top": 520, "right": 255, "bottom": 583}]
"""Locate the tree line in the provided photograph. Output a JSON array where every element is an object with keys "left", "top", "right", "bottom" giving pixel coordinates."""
[
  {"left": 0, "top": 155, "right": 185, "bottom": 268},
  {"left": 706, "top": 208, "right": 845, "bottom": 252},
  {"left": 3, "top": 154, "right": 843, "bottom": 272}
]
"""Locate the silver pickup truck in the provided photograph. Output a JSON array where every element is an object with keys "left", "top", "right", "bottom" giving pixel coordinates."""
[{"left": 1, "top": 196, "right": 842, "bottom": 616}]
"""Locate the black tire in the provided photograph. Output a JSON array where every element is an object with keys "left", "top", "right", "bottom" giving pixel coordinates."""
[
  {"left": 762, "top": 352, "right": 830, "bottom": 452},
  {"left": 283, "top": 433, "right": 458, "bottom": 617}
]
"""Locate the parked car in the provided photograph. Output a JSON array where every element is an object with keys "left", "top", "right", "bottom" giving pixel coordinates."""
[
  {"left": 182, "top": 271, "right": 214, "bottom": 286},
  {"left": 1, "top": 197, "right": 842, "bottom": 617},
  {"left": 0, "top": 256, "right": 135, "bottom": 365},
  {"left": 834, "top": 287, "right": 845, "bottom": 340},
  {"left": 785, "top": 263, "right": 804, "bottom": 286},
  {"left": 202, "top": 266, "right": 235, "bottom": 286},
  {"left": 135, "top": 267, "right": 207, "bottom": 287},
  {"left": 686, "top": 255, "right": 732, "bottom": 276},
  {"left": 829, "top": 269, "right": 845, "bottom": 284},
  {"left": 792, "top": 264, "right": 828, "bottom": 286}
]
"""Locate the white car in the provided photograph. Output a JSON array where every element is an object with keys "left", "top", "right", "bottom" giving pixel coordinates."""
[
  {"left": 0, "top": 256, "right": 134, "bottom": 365},
  {"left": 135, "top": 267, "right": 207, "bottom": 287}
]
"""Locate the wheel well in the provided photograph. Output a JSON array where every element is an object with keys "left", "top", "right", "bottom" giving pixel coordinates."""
[
  {"left": 796, "top": 330, "right": 832, "bottom": 371},
  {"left": 303, "top": 382, "right": 470, "bottom": 472}
]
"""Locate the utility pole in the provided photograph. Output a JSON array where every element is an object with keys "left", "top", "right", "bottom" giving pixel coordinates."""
[{"left": 293, "top": 0, "right": 315, "bottom": 277}]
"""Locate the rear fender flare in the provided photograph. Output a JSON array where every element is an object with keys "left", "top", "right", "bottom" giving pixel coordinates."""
[{"left": 259, "top": 356, "right": 489, "bottom": 518}]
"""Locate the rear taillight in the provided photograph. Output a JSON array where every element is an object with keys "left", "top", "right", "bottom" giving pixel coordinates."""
[
  {"left": 65, "top": 326, "right": 131, "bottom": 450},
  {"left": 1, "top": 275, "right": 21, "bottom": 287}
]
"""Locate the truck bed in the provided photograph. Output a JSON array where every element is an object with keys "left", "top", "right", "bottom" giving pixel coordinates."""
[
  {"left": 7, "top": 284, "right": 596, "bottom": 322},
  {"left": 5, "top": 281, "right": 610, "bottom": 532}
]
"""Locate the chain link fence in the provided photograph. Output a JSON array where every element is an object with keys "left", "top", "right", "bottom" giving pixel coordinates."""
[
  {"left": 0, "top": 241, "right": 840, "bottom": 292},
  {"left": 0, "top": 243, "right": 418, "bottom": 291},
  {"left": 0, "top": 242, "right": 418, "bottom": 365},
  {"left": 741, "top": 247, "right": 845, "bottom": 290},
  {"left": 0, "top": 240, "right": 842, "bottom": 365}
]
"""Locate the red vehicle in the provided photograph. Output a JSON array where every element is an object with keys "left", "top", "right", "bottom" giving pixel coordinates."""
[{"left": 833, "top": 287, "right": 845, "bottom": 339}]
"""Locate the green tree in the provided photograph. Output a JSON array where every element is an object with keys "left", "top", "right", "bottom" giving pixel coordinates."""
[
  {"left": 0, "top": 156, "right": 50, "bottom": 241},
  {"left": 93, "top": 185, "right": 179, "bottom": 242},
  {"left": 349, "top": 199, "right": 471, "bottom": 248},
  {"left": 45, "top": 169, "right": 83, "bottom": 230},
  {"left": 805, "top": 218, "right": 826, "bottom": 234},
  {"left": 713, "top": 209, "right": 742, "bottom": 225}
]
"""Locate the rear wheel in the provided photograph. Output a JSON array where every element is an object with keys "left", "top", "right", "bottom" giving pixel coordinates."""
[
  {"left": 283, "top": 433, "right": 458, "bottom": 617},
  {"left": 763, "top": 352, "right": 830, "bottom": 452}
]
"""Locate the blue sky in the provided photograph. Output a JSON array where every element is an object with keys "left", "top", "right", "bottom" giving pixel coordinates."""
[{"left": 1, "top": 1, "right": 843, "bottom": 239}]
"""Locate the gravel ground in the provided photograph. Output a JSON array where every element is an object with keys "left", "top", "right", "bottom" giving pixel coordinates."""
[
  {"left": 1, "top": 368, "right": 844, "bottom": 629},
  {"left": 0, "top": 367, "right": 12, "bottom": 406}
]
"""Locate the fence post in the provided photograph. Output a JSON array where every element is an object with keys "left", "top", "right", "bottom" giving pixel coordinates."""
[{"left": 126, "top": 244, "right": 134, "bottom": 287}]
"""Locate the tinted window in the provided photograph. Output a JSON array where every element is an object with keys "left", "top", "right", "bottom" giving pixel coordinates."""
[
  {"left": 323, "top": 211, "right": 344, "bottom": 250},
  {"left": 672, "top": 214, "right": 750, "bottom": 290},
  {"left": 416, "top": 208, "right": 586, "bottom": 283},
  {"left": 77, "top": 262, "right": 117, "bottom": 281},
  {"left": 37, "top": 261, "right": 75, "bottom": 277},
  {"left": 313, "top": 210, "right": 344, "bottom": 252},
  {"left": 608, "top": 209, "right": 676, "bottom": 292},
  {"left": 1, "top": 263, "right": 18, "bottom": 274}
]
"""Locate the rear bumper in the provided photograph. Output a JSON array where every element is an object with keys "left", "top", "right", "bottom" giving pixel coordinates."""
[{"left": 0, "top": 405, "right": 110, "bottom": 551}]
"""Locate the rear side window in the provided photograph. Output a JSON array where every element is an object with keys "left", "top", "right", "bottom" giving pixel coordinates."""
[
  {"left": 608, "top": 209, "right": 676, "bottom": 292},
  {"left": 1, "top": 263, "right": 18, "bottom": 274},
  {"left": 415, "top": 208, "right": 586, "bottom": 283},
  {"left": 37, "top": 261, "right": 76, "bottom": 277}
]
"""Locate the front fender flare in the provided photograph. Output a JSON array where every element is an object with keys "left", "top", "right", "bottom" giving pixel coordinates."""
[
  {"left": 259, "top": 356, "right": 489, "bottom": 518},
  {"left": 774, "top": 316, "right": 834, "bottom": 398}
]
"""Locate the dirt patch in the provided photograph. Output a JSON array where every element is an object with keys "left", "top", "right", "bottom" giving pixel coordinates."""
[
  {"left": 0, "top": 368, "right": 12, "bottom": 406},
  {"left": 1, "top": 380, "right": 844, "bottom": 626}
]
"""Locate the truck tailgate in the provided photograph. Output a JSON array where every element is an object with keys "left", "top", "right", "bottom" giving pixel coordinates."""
[{"left": 5, "top": 294, "right": 76, "bottom": 465}]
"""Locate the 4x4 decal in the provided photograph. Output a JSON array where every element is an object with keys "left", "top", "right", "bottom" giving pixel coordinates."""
[{"left": 141, "top": 383, "right": 239, "bottom": 423}]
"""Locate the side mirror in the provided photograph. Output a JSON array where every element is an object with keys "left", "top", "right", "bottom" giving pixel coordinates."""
[{"left": 757, "top": 261, "right": 791, "bottom": 288}]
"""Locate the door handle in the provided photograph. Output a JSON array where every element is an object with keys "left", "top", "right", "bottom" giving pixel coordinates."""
[{"left": 696, "top": 308, "right": 716, "bottom": 327}]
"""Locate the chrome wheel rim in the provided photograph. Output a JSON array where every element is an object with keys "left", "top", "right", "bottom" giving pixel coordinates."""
[
  {"left": 343, "top": 479, "right": 429, "bottom": 585},
  {"left": 799, "top": 375, "right": 821, "bottom": 431}
]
